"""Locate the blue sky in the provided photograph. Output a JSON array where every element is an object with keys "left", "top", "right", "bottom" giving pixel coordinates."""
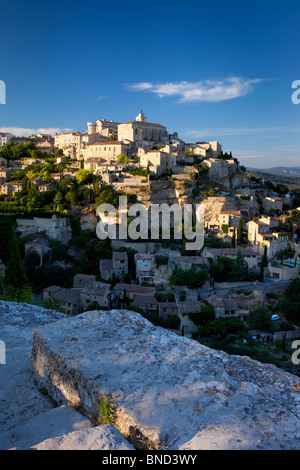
[{"left": 0, "top": 0, "right": 300, "bottom": 168}]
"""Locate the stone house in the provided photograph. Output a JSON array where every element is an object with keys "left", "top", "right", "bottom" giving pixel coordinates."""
[
  {"left": 208, "top": 210, "right": 241, "bottom": 231},
  {"left": 267, "top": 264, "right": 300, "bottom": 281},
  {"left": 73, "top": 274, "right": 97, "bottom": 289},
  {"left": 177, "top": 300, "right": 204, "bottom": 335},
  {"left": 202, "top": 247, "right": 262, "bottom": 270},
  {"left": 247, "top": 218, "right": 290, "bottom": 260},
  {"left": 99, "top": 251, "right": 128, "bottom": 281},
  {"left": 38, "top": 183, "right": 56, "bottom": 192},
  {"left": 54, "top": 288, "right": 81, "bottom": 316},
  {"left": 262, "top": 197, "right": 283, "bottom": 214},
  {"left": 35, "top": 140, "right": 54, "bottom": 153},
  {"left": 0, "top": 181, "right": 22, "bottom": 196},
  {"left": 85, "top": 141, "right": 129, "bottom": 161},
  {"left": 79, "top": 283, "right": 110, "bottom": 311},
  {"left": 139, "top": 149, "right": 176, "bottom": 176},
  {"left": 99, "top": 259, "right": 114, "bottom": 281},
  {"left": 205, "top": 295, "right": 239, "bottom": 318},
  {"left": 43, "top": 285, "right": 64, "bottom": 300},
  {"left": 113, "top": 251, "right": 128, "bottom": 279},
  {"left": 0, "top": 167, "right": 12, "bottom": 180},
  {"left": 131, "top": 294, "right": 158, "bottom": 314},
  {"left": 112, "top": 283, "right": 155, "bottom": 301},
  {"left": 159, "top": 302, "right": 179, "bottom": 322},
  {"left": 134, "top": 253, "right": 154, "bottom": 284}
]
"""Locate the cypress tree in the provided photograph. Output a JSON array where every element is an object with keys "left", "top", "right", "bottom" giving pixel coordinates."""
[
  {"left": 237, "top": 216, "right": 244, "bottom": 244},
  {"left": 3, "top": 230, "right": 30, "bottom": 302},
  {"left": 4, "top": 231, "right": 27, "bottom": 290},
  {"left": 259, "top": 246, "right": 267, "bottom": 282},
  {"left": 231, "top": 227, "right": 236, "bottom": 248}
]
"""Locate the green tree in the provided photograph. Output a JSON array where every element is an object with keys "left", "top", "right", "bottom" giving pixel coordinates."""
[
  {"left": 94, "top": 185, "right": 118, "bottom": 208},
  {"left": 187, "top": 301, "right": 215, "bottom": 326},
  {"left": 259, "top": 246, "right": 267, "bottom": 282},
  {"left": 237, "top": 216, "right": 243, "bottom": 244},
  {"left": 231, "top": 227, "right": 236, "bottom": 247},
  {"left": 247, "top": 307, "right": 271, "bottom": 330},
  {"left": 53, "top": 191, "right": 64, "bottom": 209},
  {"left": 76, "top": 169, "right": 93, "bottom": 185},
  {"left": 24, "top": 182, "right": 42, "bottom": 210},
  {"left": 4, "top": 231, "right": 27, "bottom": 289},
  {"left": 2, "top": 231, "right": 31, "bottom": 302},
  {"left": 10, "top": 170, "right": 26, "bottom": 181},
  {"left": 169, "top": 266, "right": 209, "bottom": 289},
  {"left": 117, "top": 154, "right": 129, "bottom": 163},
  {"left": 228, "top": 250, "right": 248, "bottom": 282}
]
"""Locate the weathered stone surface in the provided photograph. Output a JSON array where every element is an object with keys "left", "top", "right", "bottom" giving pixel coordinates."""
[
  {"left": 0, "top": 301, "right": 65, "bottom": 431},
  {"left": 31, "top": 309, "right": 300, "bottom": 450},
  {"left": 30, "top": 424, "right": 135, "bottom": 450},
  {"left": 0, "top": 405, "right": 92, "bottom": 450}
]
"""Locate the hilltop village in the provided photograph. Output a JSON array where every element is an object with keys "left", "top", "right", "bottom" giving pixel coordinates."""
[{"left": 0, "top": 111, "right": 300, "bottom": 376}]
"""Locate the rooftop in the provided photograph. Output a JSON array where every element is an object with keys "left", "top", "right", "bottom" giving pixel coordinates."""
[
  {"left": 113, "top": 283, "right": 155, "bottom": 294},
  {"left": 55, "top": 288, "right": 81, "bottom": 304}
]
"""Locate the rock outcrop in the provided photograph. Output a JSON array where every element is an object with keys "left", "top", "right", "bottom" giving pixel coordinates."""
[
  {"left": 0, "top": 301, "right": 133, "bottom": 450},
  {"left": 1, "top": 300, "right": 300, "bottom": 450},
  {"left": 30, "top": 308, "right": 300, "bottom": 450}
]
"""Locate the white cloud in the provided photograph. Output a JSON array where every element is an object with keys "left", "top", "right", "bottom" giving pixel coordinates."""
[
  {"left": 0, "top": 127, "right": 72, "bottom": 136},
  {"left": 128, "top": 77, "right": 264, "bottom": 103},
  {"left": 184, "top": 126, "right": 300, "bottom": 139}
]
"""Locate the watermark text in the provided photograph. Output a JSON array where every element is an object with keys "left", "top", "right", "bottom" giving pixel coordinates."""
[{"left": 0, "top": 80, "right": 6, "bottom": 104}]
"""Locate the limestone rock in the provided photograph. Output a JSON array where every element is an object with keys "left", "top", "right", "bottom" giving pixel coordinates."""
[
  {"left": 30, "top": 425, "right": 135, "bottom": 450},
  {"left": 0, "top": 301, "right": 65, "bottom": 431},
  {"left": 0, "top": 406, "right": 92, "bottom": 450},
  {"left": 31, "top": 309, "right": 300, "bottom": 450}
]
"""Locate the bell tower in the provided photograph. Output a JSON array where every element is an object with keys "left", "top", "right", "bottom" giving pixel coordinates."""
[{"left": 136, "top": 109, "right": 147, "bottom": 122}]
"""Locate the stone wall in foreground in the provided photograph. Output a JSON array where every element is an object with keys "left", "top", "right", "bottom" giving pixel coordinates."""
[{"left": 31, "top": 309, "right": 300, "bottom": 450}]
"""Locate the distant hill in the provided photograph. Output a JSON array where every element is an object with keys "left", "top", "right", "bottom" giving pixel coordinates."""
[
  {"left": 249, "top": 166, "right": 300, "bottom": 177},
  {"left": 246, "top": 167, "right": 300, "bottom": 188}
]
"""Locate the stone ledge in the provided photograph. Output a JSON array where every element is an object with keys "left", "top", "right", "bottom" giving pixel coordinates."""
[
  {"left": 30, "top": 425, "right": 135, "bottom": 450},
  {"left": 31, "top": 309, "right": 300, "bottom": 450},
  {"left": 0, "top": 405, "right": 92, "bottom": 450}
]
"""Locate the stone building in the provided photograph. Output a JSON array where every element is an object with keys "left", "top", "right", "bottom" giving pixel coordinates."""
[
  {"left": 205, "top": 294, "right": 239, "bottom": 319},
  {"left": 159, "top": 302, "right": 179, "bottom": 322},
  {"left": 112, "top": 283, "right": 155, "bottom": 301},
  {"left": 117, "top": 111, "right": 169, "bottom": 149},
  {"left": 262, "top": 197, "right": 283, "bottom": 214},
  {"left": 99, "top": 251, "right": 128, "bottom": 281},
  {"left": 139, "top": 149, "right": 176, "bottom": 176},
  {"left": 54, "top": 288, "right": 81, "bottom": 316},
  {"left": 87, "top": 119, "right": 119, "bottom": 137},
  {"left": 134, "top": 253, "right": 154, "bottom": 284},
  {"left": 85, "top": 141, "right": 129, "bottom": 161},
  {"left": 73, "top": 274, "right": 97, "bottom": 289},
  {"left": 204, "top": 158, "right": 245, "bottom": 189},
  {"left": 0, "top": 181, "right": 22, "bottom": 196},
  {"left": 131, "top": 294, "right": 158, "bottom": 314},
  {"left": 79, "top": 283, "right": 110, "bottom": 311},
  {"left": 247, "top": 218, "right": 290, "bottom": 259},
  {"left": 0, "top": 132, "right": 13, "bottom": 149}
]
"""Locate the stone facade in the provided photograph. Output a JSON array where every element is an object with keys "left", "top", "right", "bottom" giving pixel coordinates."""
[{"left": 16, "top": 215, "right": 72, "bottom": 244}]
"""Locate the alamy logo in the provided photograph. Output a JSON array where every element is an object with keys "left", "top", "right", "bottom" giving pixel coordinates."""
[
  {"left": 0, "top": 340, "right": 6, "bottom": 364},
  {"left": 0, "top": 80, "right": 6, "bottom": 104},
  {"left": 96, "top": 196, "right": 204, "bottom": 250},
  {"left": 291, "top": 80, "right": 300, "bottom": 105},
  {"left": 292, "top": 340, "right": 300, "bottom": 365}
]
